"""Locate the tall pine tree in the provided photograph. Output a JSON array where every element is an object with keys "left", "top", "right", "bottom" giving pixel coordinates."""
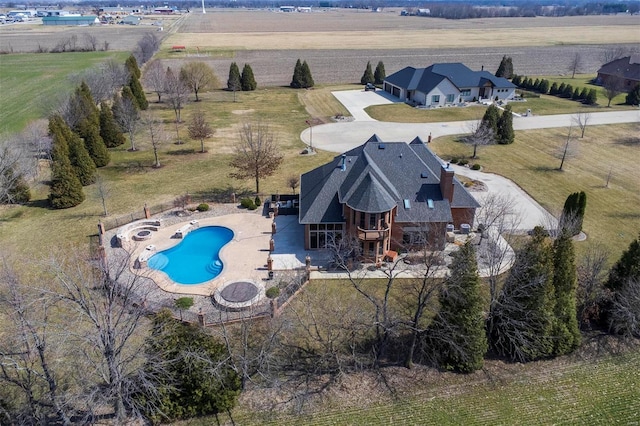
[
  {"left": 50, "top": 115, "right": 96, "bottom": 186},
  {"left": 481, "top": 104, "right": 500, "bottom": 136},
  {"left": 227, "top": 62, "right": 241, "bottom": 92},
  {"left": 497, "top": 105, "right": 514, "bottom": 144},
  {"left": 360, "top": 61, "right": 374, "bottom": 85},
  {"left": 374, "top": 61, "right": 386, "bottom": 84},
  {"left": 48, "top": 115, "right": 85, "bottom": 208},
  {"left": 290, "top": 59, "right": 304, "bottom": 88},
  {"left": 489, "top": 227, "right": 556, "bottom": 362},
  {"left": 301, "top": 60, "right": 314, "bottom": 88},
  {"left": 552, "top": 230, "right": 581, "bottom": 355},
  {"left": 125, "top": 54, "right": 142, "bottom": 80},
  {"left": 70, "top": 82, "right": 110, "bottom": 167},
  {"left": 495, "top": 55, "right": 514, "bottom": 79},
  {"left": 99, "top": 100, "right": 125, "bottom": 148},
  {"left": 241, "top": 63, "right": 257, "bottom": 91},
  {"left": 426, "top": 243, "right": 487, "bottom": 373}
]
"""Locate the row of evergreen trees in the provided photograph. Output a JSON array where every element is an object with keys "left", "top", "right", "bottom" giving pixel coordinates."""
[
  {"left": 226, "top": 62, "right": 257, "bottom": 92},
  {"left": 48, "top": 55, "right": 146, "bottom": 208},
  {"left": 360, "top": 61, "right": 386, "bottom": 85},
  {"left": 513, "top": 75, "right": 598, "bottom": 105},
  {"left": 290, "top": 59, "right": 314, "bottom": 89},
  {"left": 481, "top": 104, "right": 514, "bottom": 144}
]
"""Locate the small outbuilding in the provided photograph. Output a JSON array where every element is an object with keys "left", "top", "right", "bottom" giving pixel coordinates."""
[
  {"left": 120, "top": 15, "right": 141, "bottom": 25},
  {"left": 42, "top": 15, "right": 99, "bottom": 26}
]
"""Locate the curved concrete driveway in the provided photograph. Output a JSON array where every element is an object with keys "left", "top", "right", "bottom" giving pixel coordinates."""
[{"left": 302, "top": 89, "right": 639, "bottom": 153}]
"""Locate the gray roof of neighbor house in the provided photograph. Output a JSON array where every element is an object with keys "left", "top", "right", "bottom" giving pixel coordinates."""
[
  {"left": 597, "top": 55, "right": 640, "bottom": 82},
  {"left": 385, "top": 63, "right": 516, "bottom": 93},
  {"left": 299, "top": 136, "right": 480, "bottom": 225}
]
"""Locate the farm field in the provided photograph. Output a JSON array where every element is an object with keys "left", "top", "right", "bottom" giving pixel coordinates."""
[{"left": 0, "top": 51, "right": 129, "bottom": 134}]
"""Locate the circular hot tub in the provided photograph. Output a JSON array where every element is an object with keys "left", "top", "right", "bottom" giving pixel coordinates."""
[{"left": 214, "top": 280, "right": 264, "bottom": 310}]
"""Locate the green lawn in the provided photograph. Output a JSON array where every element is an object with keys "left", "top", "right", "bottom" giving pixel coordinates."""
[
  {"left": 0, "top": 52, "right": 129, "bottom": 134},
  {"left": 430, "top": 123, "right": 640, "bottom": 261}
]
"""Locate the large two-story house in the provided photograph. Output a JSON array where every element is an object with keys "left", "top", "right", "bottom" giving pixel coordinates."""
[
  {"left": 298, "top": 135, "right": 480, "bottom": 263},
  {"left": 383, "top": 63, "right": 516, "bottom": 107}
]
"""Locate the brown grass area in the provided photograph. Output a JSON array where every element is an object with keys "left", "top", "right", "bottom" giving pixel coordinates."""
[{"left": 169, "top": 12, "right": 640, "bottom": 50}]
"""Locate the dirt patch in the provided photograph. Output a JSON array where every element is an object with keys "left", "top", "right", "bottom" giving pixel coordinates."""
[{"left": 231, "top": 109, "right": 255, "bottom": 115}]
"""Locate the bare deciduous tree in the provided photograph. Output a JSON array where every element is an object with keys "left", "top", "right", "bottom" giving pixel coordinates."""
[
  {"left": 229, "top": 121, "right": 284, "bottom": 194},
  {"left": 79, "top": 60, "right": 129, "bottom": 104},
  {"left": 603, "top": 78, "right": 624, "bottom": 107},
  {"left": 164, "top": 67, "right": 190, "bottom": 124},
  {"left": 143, "top": 59, "right": 166, "bottom": 103},
  {"left": 463, "top": 120, "right": 495, "bottom": 159},
  {"left": 572, "top": 111, "right": 591, "bottom": 138},
  {"left": 113, "top": 94, "right": 140, "bottom": 151},
  {"left": 608, "top": 278, "right": 640, "bottom": 338},
  {"left": 179, "top": 62, "right": 219, "bottom": 102},
  {"left": 568, "top": 53, "right": 582, "bottom": 79},
  {"left": 133, "top": 33, "right": 160, "bottom": 65},
  {"left": 287, "top": 175, "right": 299, "bottom": 194},
  {"left": 558, "top": 126, "right": 577, "bottom": 171},
  {"left": 95, "top": 174, "right": 111, "bottom": 216},
  {"left": 83, "top": 33, "right": 98, "bottom": 51},
  {"left": 187, "top": 110, "right": 214, "bottom": 153},
  {"left": 576, "top": 243, "right": 608, "bottom": 329},
  {"left": 141, "top": 112, "right": 168, "bottom": 168},
  {"left": 602, "top": 46, "right": 628, "bottom": 64}
]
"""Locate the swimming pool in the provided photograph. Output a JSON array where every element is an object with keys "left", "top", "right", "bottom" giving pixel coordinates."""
[{"left": 148, "top": 226, "right": 234, "bottom": 285}]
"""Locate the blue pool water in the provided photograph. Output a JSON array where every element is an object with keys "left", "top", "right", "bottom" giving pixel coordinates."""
[{"left": 148, "top": 226, "right": 234, "bottom": 285}]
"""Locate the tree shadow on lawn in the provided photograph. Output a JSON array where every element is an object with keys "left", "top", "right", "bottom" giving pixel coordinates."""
[
  {"left": 531, "top": 165, "right": 563, "bottom": 172},
  {"left": 614, "top": 136, "right": 640, "bottom": 146},
  {"left": 167, "top": 148, "right": 196, "bottom": 155},
  {"left": 191, "top": 185, "right": 253, "bottom": 204}
]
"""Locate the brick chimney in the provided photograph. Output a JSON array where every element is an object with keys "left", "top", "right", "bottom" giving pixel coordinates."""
[{"left": 440, "top": 163, "right": 455, "bottom": 203}]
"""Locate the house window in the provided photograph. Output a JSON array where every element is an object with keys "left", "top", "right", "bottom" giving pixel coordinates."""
[
  {"left": 431, "top": 95, "right": 440, "bottom": 104},
  {"left": 309, "top": 224, "right": 343, "bottom": 249},
  {"left": 460, "top": 89, "right": 471, "bottom": 97},
  {"left": 359, "top": 212, "right": 365, "bottom": 228},
  {"left": 446, "top": 94, "right": 455, "bottom": 103},
  {"left": 369, "top": 213, "right": 377, "bottom": 229}
]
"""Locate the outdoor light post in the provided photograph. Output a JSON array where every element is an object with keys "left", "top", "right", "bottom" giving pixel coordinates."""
[{"left": 305, "top": 120, "right": 313, "bottom": 152}]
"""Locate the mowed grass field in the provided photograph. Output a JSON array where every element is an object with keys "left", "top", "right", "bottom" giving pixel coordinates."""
[{"left": 0, "top": 52, "right": 128, "bottom": 134}]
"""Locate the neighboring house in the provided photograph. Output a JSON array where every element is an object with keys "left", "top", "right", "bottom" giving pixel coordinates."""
[
  {"left": 42, "top": 15, "right": 99, "bottom": 25},
  {"left": 596, "top": 55, "right": 640, "bottom": 88},
  {"left": 383, "top": 63, "right": 516, "bottom": 107},
  {"left": 299, "top": 135, "right": 480, "bottom": 263}
]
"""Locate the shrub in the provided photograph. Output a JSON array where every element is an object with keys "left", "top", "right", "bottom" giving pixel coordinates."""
[
  {"left": 196, "top": 203, "right": 209, "bottom": 212},
  {"left": 471, "top": 163, "right": 481, "bottom": 170},
  {"left": 240, "top": 198, "right": 257, "bottom": 210},
  {"left": 265, "top": 286, "right": 280, "bottom": 299},
  {"left": 451, "top": 157, "right": 459, "bottom": 164},
  {"left": 254, "top": 196, "right": 261, "bottom": 207},
  {"left": 458, "top": 159, "right": 469, "bottom": 166}
]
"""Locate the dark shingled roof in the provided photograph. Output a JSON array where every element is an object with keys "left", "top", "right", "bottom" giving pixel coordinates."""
[
  {"left": 597, "top": 56, "right": 640, "bottom": 83},
  {"left": 385, "top": 63, "right": 516, "bottom": 92},
  {"left": 299, "top": 136, "right": 480, "bottom": 225}
]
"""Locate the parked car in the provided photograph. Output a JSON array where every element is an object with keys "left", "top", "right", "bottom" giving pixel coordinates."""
[{"left": 364, "top": 83, "right": 376, "bottom": 91}]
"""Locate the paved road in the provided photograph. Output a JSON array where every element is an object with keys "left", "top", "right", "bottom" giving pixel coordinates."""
[{"left": 302, "top": 90, "right": 640, "bottom": 153}]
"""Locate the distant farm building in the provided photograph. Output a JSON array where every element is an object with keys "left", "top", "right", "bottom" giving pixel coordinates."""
[
  {"left": 154, "top": 7, "right": 175, "bottom": 14},
  {"left": 99, "top": 7, "right": 142, "bottom": 15},
  {"left": 42, "top": 15, "right": 99, "bottom": 26},
  {"left": 280, "top": 6, "right": 296, "bottom": 12},
  {"left": 121, "top": 15, "right": 141, "bottom": 25}
]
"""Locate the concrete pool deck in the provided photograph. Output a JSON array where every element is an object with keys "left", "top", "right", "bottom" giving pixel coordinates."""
[{"left": 126, "top": 212, "right": 274, "bottom": 297}]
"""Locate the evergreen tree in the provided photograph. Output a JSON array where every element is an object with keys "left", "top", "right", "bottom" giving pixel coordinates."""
[
  {"left": 67, "top": 129, "right": 97, "bottom": 185},
  {"left": 360, "top": 61, "right": 375, "bottom": 85},
  {"left": 511, "top": 75, "right": 522, "bottom": 86},
  {"left": 606, "top": 235, "right": 640, "bottom": 292},
  {"left": 290, "top": 59, "right": 304, "bottom": 88},
  {"left": 227, "top": 62, "right": 241, "bottom": 92},
  {"left": 128, "top": 72, "right": 148, "bottom": 110},
  {"left": 562, "top": 84, "right": 574, "bottom": 98},
  {"left": 48, "top": 116, "right": 85, "bottom": 208},
  {"left": 579, "top": 87, "right": 588, "bottom": 100},
  {"left": 572, "top": 87, "right": 581, "bottom": 100},
  {"left": 561, "top": 191, "right": 587, "bottom": 236},
  {"left": 525, "top": 78, "right": 533, "bottom": 89},
  {"left": 426, "top": 243, "right": 487, "bottom": 373},
  {"left": 552, "top": 229, "right": 581, "bottom": 355},
  {"left": 481, "top": 104, "right": 500, "bottom": 136},
  {"left": 585, "top": 88, "right": 598, "bottom": 105},
  {"left": 140, "top": 310, "right": 241, "bottom": 423},
  {"left": 240, "top": 63, "right": 257, "bottom": 91},
  {"left": 550, "top": 82, "right": 559, "bottom": 96},
  {"left": 497, "top": 105, "right": 514, "bottom": 145},
  {"left": 533, "top": 78, "right": 540, "bottom": 91},
  {"left": 558, "top": 82, "right": 566, "bottom": 97},
  {"left": 78, "top": 119, "right": 110, "bottom": 168},
  {"left": 99, "top": 101, "right": 125, "bottom": 148},
  {"left": 489, "top": 227, "right": 555, "bottom": 362},
  {"left": 374, "top": 61, "right": 386, "bottom": 84},
  {"left": 495, "top": 55, "right": 514, "bottom": 79},
  {"left": 301, "top": 60, "right": 314, "bottom": 88},
  {"left": 538, "top": 79, "right": 550, "bottom": 94},
  {"left": 125, "top": 54, "right": 141, "bottom": 80},
  {"left": 626, "top": 84, "right": 640, "bottom": 105}
]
